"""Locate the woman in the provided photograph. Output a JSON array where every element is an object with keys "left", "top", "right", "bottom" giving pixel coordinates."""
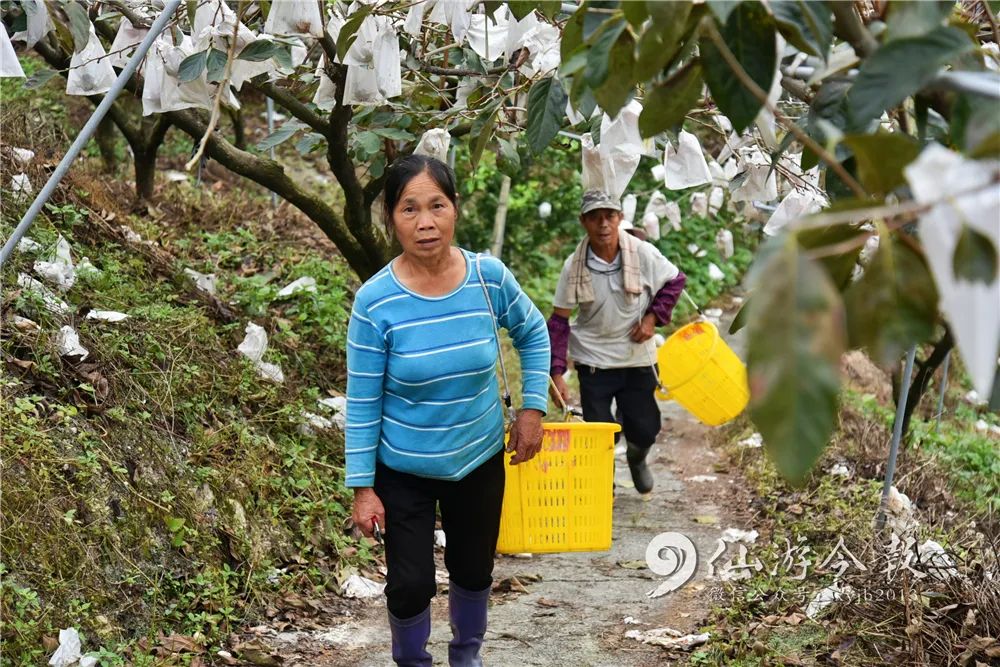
[{"left": 345, "top": 154, "right": 550, "bottom": 666}]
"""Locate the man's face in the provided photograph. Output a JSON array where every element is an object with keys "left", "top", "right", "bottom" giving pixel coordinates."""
[{"left": 580, "top": 208, "right": 622, "bottom": 250}]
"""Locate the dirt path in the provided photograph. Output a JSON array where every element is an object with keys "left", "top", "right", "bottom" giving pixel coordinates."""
[{"left": 252, "top": 396, "right": 751, "bottom": 666}]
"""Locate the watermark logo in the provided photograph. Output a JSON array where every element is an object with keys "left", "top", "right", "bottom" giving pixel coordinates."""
[{"left": 644, "top": 532, "right": 698, "bottom": 598}]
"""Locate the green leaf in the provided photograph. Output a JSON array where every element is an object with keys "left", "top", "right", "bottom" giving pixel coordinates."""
[
  {"left": 165, "top": 517, "right": 186, "bottom": 532},
  {"left": 497, "top": 137, "right": 521, "bottom": 177},
  {"left": 295, "top": 132, "right": 326, "bottom": 155},
  {"left": 583, "top": 2, "right": 616, "bottom": 40},
  {"left": 700, "top": 1, "right": 777, "bottom": 133},
  {"left": 508, "top": 1, "right": 538, "bottom": 20},
  {"left": 845, "top": 228, "right": 939, "bottom": 365},
  {"left": 470, "top": 105, "right": 498, "bottom": 169},
  {"left": 370, "top": 153, "right": 386, "bottom": 179},
  {"left": 843, "top": 133, "right": 920, "bottom": 196},
  {"left": 255, "top": 120, "right": 306, "bottom": 151},
  {"left": 238, "top": 39, "right": 283, "bottom": 62},
  {"left": 952, "top": 90, "right": 1000, "bottom": 158},
  {"left": 707, "top": 0, "right": 741, "bottom": 24},
  {"left": 537, "top": 1, "right": 561, "bottom": 20},
  {"left": 178, "top": 50, "right": 208, "bottom": 83},
  {"left": 593, "top": 32, "right": 636, "bottom": 117},
  {"left": 771, "top": 0, "right": 833, "bottom": 60},
  {"left": 24, "top": 67, "right": 58, "bottom": 89},
  {"left": 622, "top": 1, "right": 648, "bottom": 27},
  {"left": 525, "top": 76, "right": 567, "bottom": 154},
  {"left": 561, "top": 5, "right": 586, "bottom": 62},
  {"left": 337, "top": 5, "right": 374, "bottom": 62},
  {"left": 633, "top": 1, "right": 692, "bottom": 81},
  {"left": 746, "top": 238, "right": 844, "bottom": 485},
  {"left": 796, "top": 222, "right": 867, "bottom": 290},
  {"left": 885, "top": 0, "right": 954, "bottom": 41},
  {"left": 847, "top": 27, "right": 974, "bottom": 129},
  {"left": 638, "top": 62, "right": 703, "bottom": 137},
  {"left": 372, "top": 127, "right": 415, "bottom": 141},
  {"left": 953, "top": 225, "right": 999, "bottom": 284},
  {"left": 560, "top": 47, "right": 588, "bottom": 76},
  {"left": 584, "top": 18, "right": 627, "bottom": 88},
  {"left": 272, "top": 45, "right": 293, "bottom": 70},
  {"left": 64, "top": 0, "right": 91, "bottom": 53},
  {"left": 589, "top": 113, "right": 602, "bottom": 144},
  {"left": 357, "top": 131, "right": 381, "bottom": 155},
  {"left": 729, "top": 295, "right": 751, "bottom": 334},
  {"left": 206, "top": 48, "right": 228, "bottom": 83}
]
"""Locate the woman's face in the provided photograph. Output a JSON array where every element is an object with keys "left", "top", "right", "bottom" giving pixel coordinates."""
[{"left": 391, "top": 171, "right": 457, "bottom": 260}]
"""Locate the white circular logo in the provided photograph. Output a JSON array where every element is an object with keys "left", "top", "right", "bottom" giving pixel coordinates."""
[{"left": 645, "top": 532, "right": 698, "bottom": 597}]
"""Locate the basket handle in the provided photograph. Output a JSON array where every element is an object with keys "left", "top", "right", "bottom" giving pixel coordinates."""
[{"left": 548, "top": 375, "right": 583, "bottom": 421}]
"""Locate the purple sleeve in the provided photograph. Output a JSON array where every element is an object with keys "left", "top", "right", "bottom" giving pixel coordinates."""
[
  {"left": 646, "top": 271, "right": 686, "bottom": 326},
  {"left": 547, "top": 313, "right": 570, "bottom": 376}
]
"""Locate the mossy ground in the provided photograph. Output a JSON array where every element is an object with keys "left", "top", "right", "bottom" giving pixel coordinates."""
[
  {"left": 1, "top": 158, "right": 372, "bottom": 664},
  {"left": 684, "top": 383, "right": 1000, "bottom": 666}
]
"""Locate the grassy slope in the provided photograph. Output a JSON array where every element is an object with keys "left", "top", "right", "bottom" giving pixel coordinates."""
[
  {"left": 1, "top": 164, "right": 372, "bottom": 663},
  {"left": 686, "top": 382, "right": 1000, "bottom": 666}
]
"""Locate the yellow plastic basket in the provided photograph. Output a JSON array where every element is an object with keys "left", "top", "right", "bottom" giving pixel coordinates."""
[
  {"left": 497, "top": 421, "right": 621, "bottom": 554},
  {"left": 656, "top": 320, "right": 749, "bottom": 426}
]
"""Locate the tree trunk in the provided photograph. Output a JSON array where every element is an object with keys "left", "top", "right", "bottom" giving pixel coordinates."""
[
  {"left": 490, "top": 175, "right": 512, "bottom": 258},
  {"left": 131, "top": 117, "right": 171, "bottom": 202},
  {"left": 901, "top": 328, "right": 954, "bottom": 441},
  {"left": 94, "top": 117, "right": 118, "bottom": 173},
  {"left": 228, "top": 107, "right": 246, "bottom": 150},
  {"left": 133, "top": 149, "right": 157, "bottom": 201}
]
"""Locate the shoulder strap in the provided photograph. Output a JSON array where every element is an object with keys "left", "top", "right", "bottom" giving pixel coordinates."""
[{"left": 475, "top": 253, "right": 515, "bottom": 425}]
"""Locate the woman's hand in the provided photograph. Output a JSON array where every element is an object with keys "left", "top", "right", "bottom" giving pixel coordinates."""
[
  {"left": 506, "top": 408, "right": 544, "bottom": 465},
  {"left": 629, "top": 312, "right": 658, "bottom": 342},
  {"left": 549, "top": 374, "right": 571, "bottom": 407},
  {"left": 352, "top": 487, "right": 385, "bottom": 539}
]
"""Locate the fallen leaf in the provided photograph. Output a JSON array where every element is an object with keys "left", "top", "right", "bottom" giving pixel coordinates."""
[
  {"left": 158, "top": 633, "right": 201, "bottom": 653},
  {"left": 536, "top": 598, "right": 560, "bottom": 608},
  {"left": 617, "top": 560, "right": 648, "bottom": 569}
]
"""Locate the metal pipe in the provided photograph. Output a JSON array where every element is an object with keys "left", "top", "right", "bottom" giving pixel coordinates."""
[
  {"left": 266, "top": 96, "right": 277, "bottom": 208},
  {"left": 874, "top": 346, "right": 917, "bottom": 531},
  {"left": 934, "top": 350, "right": 951, "bottom": 430},
  {"left": 0, "top": 0, "right": 183, "bottom": 268}
]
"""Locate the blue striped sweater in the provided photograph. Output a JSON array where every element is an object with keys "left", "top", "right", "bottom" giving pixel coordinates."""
[{"left": 344, "top": 249, "right": 550, "bottom": 487}]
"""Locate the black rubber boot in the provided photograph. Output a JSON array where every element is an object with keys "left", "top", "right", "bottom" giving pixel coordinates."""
[{"left": 626, "top": 442, "right": 654, "bottom": 494}]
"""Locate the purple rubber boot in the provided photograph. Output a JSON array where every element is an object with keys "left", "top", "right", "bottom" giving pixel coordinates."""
[
  {"left": 448, "top": 581, "right": 490, "bottom": 666},
  {"left": 388, "top": 606, "right": 432, "bottom": 667}
]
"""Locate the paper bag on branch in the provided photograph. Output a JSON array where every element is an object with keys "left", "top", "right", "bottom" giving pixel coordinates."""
[
  {"left": 663, "top": 130, "right": 712, "bottom": 190},
  {"left": 108, "top": 18, "right": 148, "bottom": 68},
  {"left": 414, "top": 129, "right": 452, "bottom": 163},
  {"left": 1, "top": 26, "right": 24, "bottom": 77},
  {"left": 582, "top": 101, "right": 644, "bottom": 199},
  {"left": 264, "top": 0, "right": 324, "bottom": 37},
  {"left": 66, "top": 25, "right": 116, "bottom": 96},
  {"left": 12, "top": 0, "right": 53, "bottom": 49}
]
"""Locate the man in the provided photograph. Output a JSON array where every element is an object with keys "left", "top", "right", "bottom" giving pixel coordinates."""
[{"left": 548, "top": 190, "right": 686, "bottom": 494}]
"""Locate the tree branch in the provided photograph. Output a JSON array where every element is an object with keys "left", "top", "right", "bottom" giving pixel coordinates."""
[
  {"left": 105, "top": 0, "right": 153, "bottom": 29},
  {"left": 326, "top": 63, "right": 388, "bottom": 270},
  {"left": 831, "top": 2, "right": 879, "bottom": 59},
  {"left": 780, "top": 76, "right": 814, "bottom": 104},
  {"left": 411, "top": 60, "right": 513, "bottom": 77},
  {"left": 251, "top": 80, "right": 331, "bottom": 136},
  {"left": 702, "top": 19, "right": 868, "bottom": 200},
  {"left": 33, "top": 38, "right": 143, "bottom": 147},
  {"left": 167, "top": 108, "right": 379, "bottom": 278}
]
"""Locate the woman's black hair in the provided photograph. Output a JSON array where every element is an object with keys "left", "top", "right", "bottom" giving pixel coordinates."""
[{"left": 381, "top": 154, "right": 458, "bottom": 235}]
